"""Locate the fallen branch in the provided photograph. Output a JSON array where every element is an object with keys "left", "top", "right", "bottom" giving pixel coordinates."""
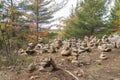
[{"left": 58, "top": 68, "right": 79, "bottom": 80}]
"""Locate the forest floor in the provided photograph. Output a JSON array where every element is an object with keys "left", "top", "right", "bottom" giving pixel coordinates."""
[{"left": 0, "top": 48, "right": 120, "bottom": 80}]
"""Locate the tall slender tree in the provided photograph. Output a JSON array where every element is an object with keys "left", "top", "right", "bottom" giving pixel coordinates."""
[{"left": 19, "top": 0, "right": 68, "bottom": 32}]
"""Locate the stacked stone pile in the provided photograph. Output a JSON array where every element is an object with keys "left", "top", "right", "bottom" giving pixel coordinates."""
[
  {"left": 18, "top": 33, "right": 120, "bottom": 58},
  {"left": 16, "top": 33, "right": 120, "bottom": 80},
  {"left": 27, "top": 57, "right": 57, "bottom": 73}
]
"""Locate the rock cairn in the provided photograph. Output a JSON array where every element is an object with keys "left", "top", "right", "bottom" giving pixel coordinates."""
[
  {"left": 18, "top": 33, "right": 120, "bottom": 59},
  {"left": 27, "top": 57, "right": 57, "bottom": 73}
]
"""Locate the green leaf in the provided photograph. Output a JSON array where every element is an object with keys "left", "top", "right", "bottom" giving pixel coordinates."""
[{"left": 1, "top": 23, "right": 6, "bottom": 30}]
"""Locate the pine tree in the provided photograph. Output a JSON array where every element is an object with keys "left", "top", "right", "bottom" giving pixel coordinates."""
[
  {"left": 19, "top": 0, "right": 67, "bottom": 32},
  {"left": 62, "top": 0, "right": 111, "bottom": 38},
  {"left": 110, "top": 0, "right": 120, "bottom": 32}
]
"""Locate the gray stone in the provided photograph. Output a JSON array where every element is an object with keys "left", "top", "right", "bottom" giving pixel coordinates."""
[
  {"left": 18, "top": 48, "right": 26, "bottom": 55},
  {"left": 61, "top": 49, "right": 71, "bottom": 56},
  {"left": 98, "top": 44, "right": 111, "bottom": 52},
  {"left": 30, "top": 75, "right": 39, "bottom": 80},
  {"left": 71, "top": 60, "right": 79, "bottom": 64},
  {"left": 34, "top": 44, "right": 42, "bottom": 50},
  {"left": 39, "top": 57, "right": 57, "bottom": 72},
  {"left": 99, "top": 53, "right": 108, "bottom": 60}
]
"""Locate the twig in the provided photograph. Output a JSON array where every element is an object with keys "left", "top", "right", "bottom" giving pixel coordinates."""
[{"left": 59, "top": 68, "right": 79, "bottom": 80}]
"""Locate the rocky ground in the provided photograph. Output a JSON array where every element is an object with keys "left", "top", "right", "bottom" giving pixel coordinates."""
[
  {"left": 0, "top": 48, "right": 120, "bottom": 80},
  {"left": 1, "top": 34, "right": 120, "bottom": 80}
]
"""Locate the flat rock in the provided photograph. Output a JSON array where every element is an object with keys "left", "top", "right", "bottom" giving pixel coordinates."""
[
  {"left": 99, "top": 53, "right": 108, "bottom": 60},
  {"left": 61, "top": 50, "right": 71, "bottom": 56}
]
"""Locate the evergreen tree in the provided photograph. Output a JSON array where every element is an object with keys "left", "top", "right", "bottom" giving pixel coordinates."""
[
  {"left": 0, "top": 0, "right": 25, "bottom": 25},
  {"left": 62, "top": 0, "right": 111, "bottom": 38},
  {"left": 19, "top": 0, "right": 67, "bottom": 32},
  {"left": 109, "top": 0, "right": 120, "bottom": 32}
]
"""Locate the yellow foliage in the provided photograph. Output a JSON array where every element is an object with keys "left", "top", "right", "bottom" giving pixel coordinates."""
[
  {"left": 57, "top": 17, "right": 75, "bottom": 38},
  {"left": 117, "top": 11, "right": 120, "bottom": 16},
  {"left": 113, "top": 10, "right": 120, "bottom": 31},
  {"left": 9, "top": 6, "right": 17, "bottom": 14},
  {"left": 27, "top": 30, "right": 49, "bottom": 43},
  {"left": 0, "top": 23, "right": 6, "bottom": 30},
  {"left": 39, "top": 30, "right": 48, "bottom": 37},
  {"left": 29, "top": 23, "right": 36, "bottom": 32},
  {"left": 27, "top": 32, "right": 39, "bottom": 43}
]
